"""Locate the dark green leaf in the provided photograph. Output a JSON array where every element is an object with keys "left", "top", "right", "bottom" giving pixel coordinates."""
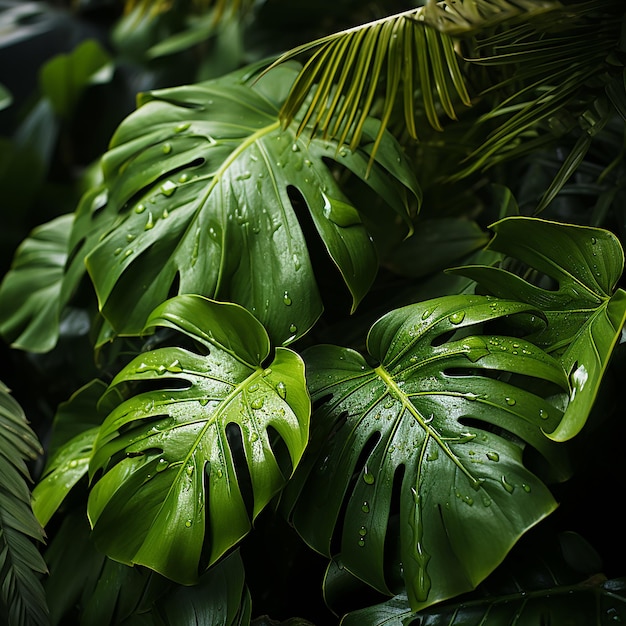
[
  {"left": 88, "top": 295, "right": 310, "bottom": 583},
  {"left": 82, "top": 64, "right": 418, "bottom": 346},
  {"left": 284, "top": 295, "right": 569, "bottom": 611},
  {"left": 449, "top": 216, "right": 626, "bottom": 440},
  {"left": 39, "top": 39, "right": 113, "bottom": 119},
  {"left": 0, "top": 214, "right": 71, "bottom": 353},
  {"left": 341, "top": 532, "right": 626, "bottom": 626},
  {"left": 155, "top": 550, "right": 251, "bottom": 626}
]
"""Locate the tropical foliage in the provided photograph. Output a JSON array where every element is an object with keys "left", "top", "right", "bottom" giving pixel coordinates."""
[{"left": 0, "top": 0, "right": 625, "bottom": 624}]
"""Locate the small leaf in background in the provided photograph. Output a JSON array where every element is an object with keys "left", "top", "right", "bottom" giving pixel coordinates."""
[
  {"left": 0, "top": 382, "right": 48, "bottom": 626},
  {"left": 155, "top": 550, "right": 251, "bottom": 626},
  {"left": 87, "top": 295, "right": 310, "bottom": 584},
  {"left": 385, "top": 217, "right": 488, "bottom": 279},
  {"left": 39, "top": 39, "right": 113, "bottom": 120},
  {"left": 449, "top": 216, "right": 626, "bottom": 440},
  {"left": 32, "top": 379, "right": 109, "bottom": 528},
  {"left": 283, "top": 295, "right": 570, "bottom": 611},
  {"left": 0, "top": 82, "right": 12, "bottom": 111},
  {"left": 0, "top": 214, "right": 72, "bottom": 353}
]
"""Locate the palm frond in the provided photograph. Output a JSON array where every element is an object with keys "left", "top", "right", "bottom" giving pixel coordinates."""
[
  {"left": 0, "top": 382, "right": 48, "bottom": 626},
  {"left": 267, "top": 0, "right": 567, "bottom": 162},
  {"left": 451, "top": 0, "right": 623, "bottom": 185},
  {"left": 419, "top": 0, "right": 564, "bottom": 36}
]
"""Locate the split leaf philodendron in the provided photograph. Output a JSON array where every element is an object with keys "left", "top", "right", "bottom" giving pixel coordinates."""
[
  {"left": 78, "top": 63, "right": 419, "bottom": 347},
  {"left": 2, "top": 3, "right": 626, "bottom": 622},
  {"left": 281, "top": 294, "right": 570, "bottom": 611},
  {"left": 86, "top": 295, "right": 310, "bottom": 583},
  {"left": 450, "top": 216, "right": 626, "bottom": 441}
]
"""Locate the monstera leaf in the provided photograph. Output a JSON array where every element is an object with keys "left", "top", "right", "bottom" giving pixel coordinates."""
[
  {"left": 87, "top": 295, "right": 310, "bottom": 584},
  {"left": 282, "top": 295, "right": 570, "bottom": 611},
  {"left": 449, "top": 216, "right": 626, "bottom": 441},
  {"left": 79, "top": 63, "right": 419, "bottom": 346},
  {"left": 341, "top": 532, "right": 626, "bottom": 626}
]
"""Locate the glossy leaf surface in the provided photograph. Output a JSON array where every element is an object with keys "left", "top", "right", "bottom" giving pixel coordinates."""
[
  {"left": 88, "top": 295, "right": 310, "bottom": 583},
  {"left": 285, "top": 295, "right": 569, "bottom": 610},
  {"left": 450, "top": 216, "right": 626, "bottom": 440},
  {"left": 83, "top": 64, "right": 419, "bottom": 345}
]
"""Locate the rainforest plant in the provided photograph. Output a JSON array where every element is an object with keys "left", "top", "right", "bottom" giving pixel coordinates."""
[{"left": 1, "top": 0, "right": 626, "bottom": 624}]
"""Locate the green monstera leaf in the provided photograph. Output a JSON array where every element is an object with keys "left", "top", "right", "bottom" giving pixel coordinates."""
[
  {"left": 87, "top": 295, "right": 310, "bottom": 584},
  {"left": 79, "top": 63, "right": 419, "bottom": 346},
  {"left": 282, "top": 295, "right": 570, "bottom": 611},
  {"left": 449, "top": 216, "right": 626, "bottom": 441}
]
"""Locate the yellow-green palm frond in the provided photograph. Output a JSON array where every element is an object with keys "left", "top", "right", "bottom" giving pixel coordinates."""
[{"left": 267, "top": 0, "right": 566, "bottom": 163}]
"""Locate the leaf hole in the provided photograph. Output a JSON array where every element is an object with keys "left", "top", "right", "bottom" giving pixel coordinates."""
[
  {"left": 226, "top": 422, "right": 254, "bottom": 519},
  {"left": 267, "top": 425, "right": 293, "bottom": 479},
  {"left": 286, "top": 185, "right": 352, "bottom": 315},
  {"left": 312, "top": 393, "right": 333, "bottom": 413}
]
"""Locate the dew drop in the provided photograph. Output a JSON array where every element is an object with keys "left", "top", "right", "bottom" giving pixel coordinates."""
[
  {"left": 358, "top": 538, "right": 365, "bottom": 547},
  {"left": 250, "top": 432, "right": 259, "bottom": 442},
  {"left": 283, "top": 291, "right": 292, "bottom": 306},
  {"left": 486, "top": 451, "right": 500, "bottom": 462},
  {"left": 421, "top": 309, "right": 430, "bottom": 320},
  {"left": 251, "top": 397, "right": 264, "bottom": 410},
  {"left": 289, "top": 324, "right": 297, "bottom": 334},
  {"left": 276, "top": 381, "right": 287, "bottom": 399},
  {"left": 68, "top": 459, "right": 78, "bottom": 469},
  {"left": 124, "top": 249, "right": 133, "bottom": 257},
  {"left": 591, "top": 236, "right": 597, "bottom": 245},
  {"left": 156, "top": 458, "right": 168, "bottom": 472},
  {"left": 162, "top": 143, "right": 172, "bottom": 154},
  {"left": 363, "top": 470, "right": 375, "bottom": 485},
  {"left": 539, "top": 408, "right": 549, "bottom": 420},
  {"left": 185, "top": 519, "right": 192, "bottom": 528},
  {"left": 162, "top": 208, "right": 169, "bottom": 219},
  {"left": 505, "top": 397, "right": 516, "bottom": 406},
  {"left": 144, "top": 212, "right": 154, "bottom": 230},
  {"left": 126, "top": 233, "right": 135, "bottom": 242},
  {"left": 522, "top": 483, "right": 532, "bottom": 493},
  {"left": 160, "top": 180, "right": 177, "bottom": 196},
  {"left": 178, "top": 173, "right": 189, "bottom": 183},
  {"left": 175, "top": 122, "right": 190, "bottom": 132},
  {"left": 135, "top": 204, "right": 146, "bottom": 214},
  {"left": 361, "top": 502, "right": 370, "bottom": 513},
  {"left": 199, "top": 397, "right": 209, "bottom": 406},
  {"left": 358, "top": 526, "right": 367, "bottom": 537},
  {"left": 291, "top": 143, "right": 299, "bottom": 152},
  {"left": 501, "top": 476, "right": 515, "bottom": 493},
  {"left": 114, "top": 247, "right": 122, "bottom": 256},
  {"left": 449, "top": 311, "right": 466, "bottom": 325}
]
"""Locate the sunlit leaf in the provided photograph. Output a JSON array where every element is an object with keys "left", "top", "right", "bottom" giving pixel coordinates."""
[{"left": 88, "top": 295, "right": 310, "bottom": 583}]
